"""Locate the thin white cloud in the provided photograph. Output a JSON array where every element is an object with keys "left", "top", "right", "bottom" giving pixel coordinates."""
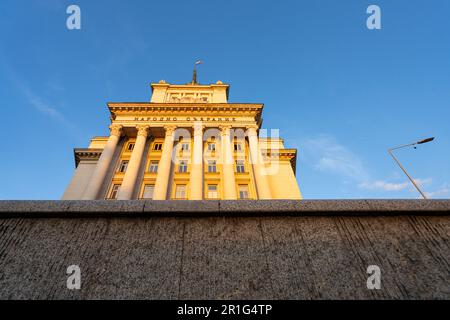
[
  {"left": 22, "top": 86, "right": 70, "bottom": 124},
  {"left": 424, "top": 184, "right": 450, "bottom": 199},
  {"left": 359, "top": 180, "right": 410, "bottom": 191},
  {"left": 44, "top": 80, "right": 66, "bottom": 95},
  {"left": 0, "top": 53, "right": 76, "bottom": 131},
  {"left": 300, "top": 134, "right": 445, "bottom": 197},
  {"left": 359, "top": 178, "right": 432, "bottom": 192},
  {"left": 302, "top": 134, "right": 369, "bottom": 181}
]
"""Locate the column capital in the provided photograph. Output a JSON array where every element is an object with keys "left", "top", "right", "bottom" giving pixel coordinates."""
[
  {"left": 219, "top": 124, "right": 232, "bottom": 135},
  {"left": 109, "top": 124, "right": 123, "bottom": 137},
  {"left": 164, "top": 125, "right": 177, "bottom": 136},
  {"left": 246, "top": 124, "right": 259, "bottom": 132},
  {"left": 136, "top": 125, "right": 150, "bottom": 138}
]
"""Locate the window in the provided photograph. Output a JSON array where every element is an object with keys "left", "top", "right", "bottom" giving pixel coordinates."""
[
  {"left": 175, "top": 185, "right": 187, "bottom": 199},
  {"left": 208, "top": 143, "right": 216, "bottom": 151},
  {"left": 234, "top": 143, "right": 242, "bottom": 151},
  {"left": 208, "top": 160, "right": 217, "bottom": 173},
  {"left": 181, "top": 143, "right": 190, "bottom": 151},
  {"left": 207, "top": 185, "right": 218, "bottom": 199},
  {"left": 148, "top": 161, "right": 159, "bottom": 173},
  {"left": 178, "top": 160, "right": 188, "bottom": 173},
  {"left": 153, "top": 143, "right": 163, "bottom": 151},
  {"left": 109, "top": 184, "right": 121, "bottom": 200},
  {"left": 236, "top": 160, "right": 245, "bottom": 173},
  {"left": 239, "top": 185, "right": 249, "bottom": 199},
  {"left": 127, "top": 143, "right": 135, "bottom": 151},
  {"left": 142, "top": 185, "right": 155, "bottom": 199},
  {"left": 118, "top": 160, "right": 129, "bottom": 173}
]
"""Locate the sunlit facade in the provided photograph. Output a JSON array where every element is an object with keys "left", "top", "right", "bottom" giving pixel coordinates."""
[{"left": 62, "top": 79, "right": 302, "bottom": 200}]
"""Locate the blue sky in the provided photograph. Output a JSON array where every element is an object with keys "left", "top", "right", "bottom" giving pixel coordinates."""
[{"left": 0, "top": 0, "right": 449, "bottom": 200}]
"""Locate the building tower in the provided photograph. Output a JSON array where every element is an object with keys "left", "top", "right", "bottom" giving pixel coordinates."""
[{"left": 62, "top": 78, "right": 302, "bottom": 200}]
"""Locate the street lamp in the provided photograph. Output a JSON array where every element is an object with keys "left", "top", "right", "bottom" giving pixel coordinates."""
[{"left": 388, "top": 137, "right": 435, "bottom": 199}]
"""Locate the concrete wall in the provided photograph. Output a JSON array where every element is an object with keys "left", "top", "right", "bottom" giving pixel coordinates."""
[{"left": 0, "top": 200, "right": 448, "bottom": 300}]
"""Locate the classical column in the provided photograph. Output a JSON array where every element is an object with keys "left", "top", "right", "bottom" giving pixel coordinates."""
[
  {"left": 153, "top": 125, "right": 176, "bottom": 200},
  {"left": 82, "top": 124, "right": 122, "bottom": 200},
  {"left": 190, "top": 123, "right": 203, "bottom": 200},
  {"left": 220, "top": 125, "right": 237, "bottom": 199},
  {"left": 117, "top": 125, "right": 149, "bottom": 200},
  {"left": 247, "top": 125, "right": 272, "bottom": 199}
]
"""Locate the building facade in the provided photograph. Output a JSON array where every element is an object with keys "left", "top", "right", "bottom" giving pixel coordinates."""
[{"left": 62, "top": 79, "right": 302, "bottom": 200}]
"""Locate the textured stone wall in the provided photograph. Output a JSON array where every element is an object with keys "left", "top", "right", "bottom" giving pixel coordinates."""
[{"left": 0, "top": 200, "right": 448, "bottom": 300}]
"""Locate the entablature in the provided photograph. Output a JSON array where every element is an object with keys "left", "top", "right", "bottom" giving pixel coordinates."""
[
  {"left": 262, "top": 148, "right": 298, "bottom": 175},
  {"left": 74, "top": 148, "right": 103, "bottom": 168},
  {"left": 108, "top": 103, "right": 263, "bottom": 120}
]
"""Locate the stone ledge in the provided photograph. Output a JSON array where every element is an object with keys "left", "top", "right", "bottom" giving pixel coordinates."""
[
  {"left": 0, "top": 199, "right": 449, "bottom": 217},
  {"left": 0, "top": 214, "right": 448, "bottom": 299},
  {"left": 0, "top": 201, "right": 449, "bottom": 299}
]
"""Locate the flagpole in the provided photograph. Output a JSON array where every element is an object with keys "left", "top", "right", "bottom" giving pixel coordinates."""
[
  {"left": 192, "top": 60, "right": 203, "bottom": 84},
  {"left": 192, "top": 65, "right": 197, "bottom": 84}
]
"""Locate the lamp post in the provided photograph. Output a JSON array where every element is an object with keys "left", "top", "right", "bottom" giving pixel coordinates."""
[{"left": 388, "top": 137, "right": 435, "bottom": 199}]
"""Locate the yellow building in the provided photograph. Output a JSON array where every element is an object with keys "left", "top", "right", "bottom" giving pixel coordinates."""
[{"left": 62, "top": 78, "right": 302, "bottom": 200}]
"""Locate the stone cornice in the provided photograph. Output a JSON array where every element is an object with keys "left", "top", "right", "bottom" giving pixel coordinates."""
[
  {"left": 74, "top": 148, "right": 102, "bottom": 168},
  {"left": 150, "top": 82, "right": 230, "bottom": 90},
  {"left": 1, "top": 200, "right": 450, "bottom": 215},
  {"left": 262, "top": 148, "right": 298, "bottom": 175},
  {"left": 108, "top": 103, "right": 263, "bottom": 117}
]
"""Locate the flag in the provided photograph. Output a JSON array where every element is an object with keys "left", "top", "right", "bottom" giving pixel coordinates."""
[{"left": 195, "top": 60, "right": 203, "bottom": 65}]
